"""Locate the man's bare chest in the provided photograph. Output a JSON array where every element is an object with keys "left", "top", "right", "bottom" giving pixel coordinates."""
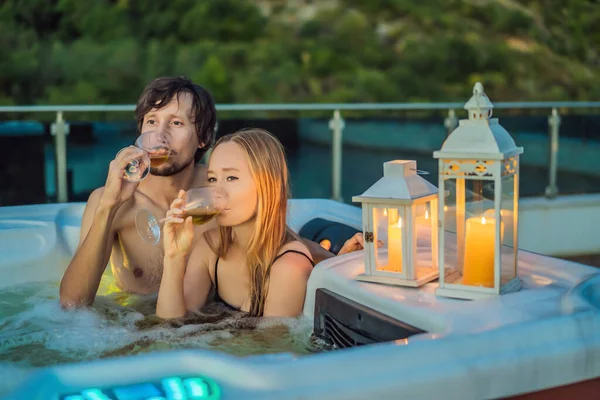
[{"left": 110, "top": 221, "right": 166, "bottom": 294}]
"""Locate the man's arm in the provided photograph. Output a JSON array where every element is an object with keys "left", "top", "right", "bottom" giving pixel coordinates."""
[
  {"left": 60, "top": 147, "right": 142, "bottom": 307},
  {"left": 59, "top": 188, "right": 118, "bottom": 308},
  {"left": 300, "top": 238, "right": 335, "bottom": 264},
  {"left": 337, "top": 232, "right": 383, "bottom": 255}
]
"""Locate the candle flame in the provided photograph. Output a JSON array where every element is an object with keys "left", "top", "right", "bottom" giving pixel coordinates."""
[
  {"left": 383, "top": 208, "right": 388, "bottom": 216},
  {"left": 424, "top": 209, "right": 429, "bottom": 219},
  {"left": 443, "top": 205, "right": 448, "bottom": 212},
  {"left": 481, "top": 216, "right": 487, "bottom": 224},
  {"left": 397, "top": 217, "right": 402, "bottom": 228}
]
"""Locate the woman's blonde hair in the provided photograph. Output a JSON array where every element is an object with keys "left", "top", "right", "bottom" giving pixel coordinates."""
[{"left": 206, "top": 128, "right": 297, "bottom": 316}]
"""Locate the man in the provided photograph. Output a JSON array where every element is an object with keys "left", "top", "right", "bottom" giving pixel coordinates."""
[{"left": 60, "top": 76, "right": 335, "bottom": 307}]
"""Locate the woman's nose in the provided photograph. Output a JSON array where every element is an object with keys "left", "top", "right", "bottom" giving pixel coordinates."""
[{"left": 212, "top": 187, "right": 228, "bottom": 210}]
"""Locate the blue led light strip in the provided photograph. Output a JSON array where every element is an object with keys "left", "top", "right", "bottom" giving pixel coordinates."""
[{"left": 59, "top": 375, "right": 221, "bottom": 400}]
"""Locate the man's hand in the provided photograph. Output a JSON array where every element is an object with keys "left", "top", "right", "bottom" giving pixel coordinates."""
[
  {"left": 100, "top": 146, "right": 144, "bottom": 209},
  {"left": 338, "top": 232, "right": 384, "bottom": 255}
]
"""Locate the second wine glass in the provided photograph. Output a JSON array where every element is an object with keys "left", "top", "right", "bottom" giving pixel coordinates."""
[{"left": 135, "top": 186, "right": 227, "bottom": 245}]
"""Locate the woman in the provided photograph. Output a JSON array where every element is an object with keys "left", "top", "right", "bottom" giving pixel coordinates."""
[{"left": 156, "top": 128, "right": 314, "bottom": 319}]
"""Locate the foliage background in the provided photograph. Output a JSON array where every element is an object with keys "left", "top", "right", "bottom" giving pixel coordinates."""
[{"left": 1, "top": 0, "right": 599, "bottom": 107}]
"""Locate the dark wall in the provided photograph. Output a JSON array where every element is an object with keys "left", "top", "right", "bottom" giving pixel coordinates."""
[{"left": 0, "top": 136, "right": 46, "bottom": 206}]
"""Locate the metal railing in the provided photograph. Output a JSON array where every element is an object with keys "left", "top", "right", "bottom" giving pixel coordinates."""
[{"left": 2, "top": 101, "right": 600, "bottom": 203}]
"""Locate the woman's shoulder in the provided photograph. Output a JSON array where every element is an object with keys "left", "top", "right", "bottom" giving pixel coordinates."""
[
  {"left": 269, "top": 241, "right": 314, "bottom": 289},
  {"left": 272, "top": 240, "right": 314, "bottom": 271}
]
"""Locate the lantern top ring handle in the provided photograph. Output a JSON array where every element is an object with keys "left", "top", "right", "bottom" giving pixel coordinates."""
[{"left": 411, "top": 168, "right": 430, "bottom": 175}]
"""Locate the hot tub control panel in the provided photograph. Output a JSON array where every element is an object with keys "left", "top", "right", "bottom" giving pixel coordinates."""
[{"left": 59, "top": 376, "right": 221, "bottom": 400}]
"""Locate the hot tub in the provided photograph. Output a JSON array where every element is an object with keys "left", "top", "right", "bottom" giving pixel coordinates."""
[{"left": 1, "top": 200, "right": 600, "bottom": 400}]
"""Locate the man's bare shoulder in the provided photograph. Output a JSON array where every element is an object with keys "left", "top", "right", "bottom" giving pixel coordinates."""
[
  {"left": 86, "top": 186, "right": 105, "bottom": 207},
  {"left": 84, "top": 186, "right": 135, "bottom": 231}
]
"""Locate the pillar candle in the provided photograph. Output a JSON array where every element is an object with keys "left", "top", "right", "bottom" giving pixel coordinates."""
[
  {"left": 462, "top": 216, "right": 497, "bottom": 287},
  {"left": 388, "top": 217, "right": 403, "bottom": 272}
]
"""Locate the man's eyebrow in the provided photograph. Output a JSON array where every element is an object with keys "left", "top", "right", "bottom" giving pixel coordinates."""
[{"left": 144, "top": 112, "right": 190, "bottom": 120}]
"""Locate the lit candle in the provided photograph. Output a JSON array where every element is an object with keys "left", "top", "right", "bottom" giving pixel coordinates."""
[
  {"left": 388, "top": 217, "right": 403, "bottom": 272},
  {"left": 462, "top": 216, "right": 498, "bottom": 287}
]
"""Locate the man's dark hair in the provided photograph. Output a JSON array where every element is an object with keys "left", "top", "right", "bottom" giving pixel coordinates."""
[{"left": 135, "top": 76, "right": 217, "bottom": 163}]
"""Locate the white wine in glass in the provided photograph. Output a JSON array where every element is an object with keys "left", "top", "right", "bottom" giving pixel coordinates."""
[
  {"left": 149, "top": 151, "right": 170, "bottom": 168},
  {"left": 119, "top": 131, "right": 171, "bottom": 182},
  {"left": 182, "top": 208, "right": 221, "bottom": 225},
  {"left": 135, "top": 187, "right": 227, "bottom": 245}
]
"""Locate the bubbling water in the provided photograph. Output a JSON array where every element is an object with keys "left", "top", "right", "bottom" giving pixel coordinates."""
[{"left": 0, "top": 276, "right": 332, "bottom": 396}]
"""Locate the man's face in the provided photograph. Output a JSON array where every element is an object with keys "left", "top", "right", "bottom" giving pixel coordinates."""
[{"left": 141, "top": 92, "right": 200, "bottom": 176}]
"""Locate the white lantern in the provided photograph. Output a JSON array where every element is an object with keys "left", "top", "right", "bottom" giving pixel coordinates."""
[
  {"left": 434, "top": 82, "right": 523, "bottom": 300},
  {"left": 353, "top": 160, "right": 439, "bottom": 287}
]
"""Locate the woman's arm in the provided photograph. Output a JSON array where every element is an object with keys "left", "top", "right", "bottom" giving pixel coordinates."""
[
  {"left": 182, "top": 234, "right": 214, "bottom": 313},
  {"left": 263, "top": 243, "right": 314, "bottom": 317},
  {"left": 157, "top": 252, "right": 189, "bottom": 319},
  {"left": 156, "top": 191, "right": 193, "bottom": 318},
  {"left": 157, "top": 236, "right": 214, "bottom": 318},
  {"left": 157, "top": 190, "right": 213, "bottom": 319}
]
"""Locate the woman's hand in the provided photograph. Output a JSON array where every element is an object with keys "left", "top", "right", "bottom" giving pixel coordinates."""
[{"left": 163, "top": 190, "right": 195, "bottom": 258}]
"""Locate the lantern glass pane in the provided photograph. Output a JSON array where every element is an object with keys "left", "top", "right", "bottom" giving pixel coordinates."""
[
  {"left": 371, "top": 206, "right": 385, "bottom": 271},
  {"left": 445, "top": 176, "right": 498, "bottom": 288},
  {"left": 373, "top": 206, "right": 405, "bottom": 273},
  {"left": 462, "top": 176, "right": 498, "bottom": 288},
  {"left": 500, "top": 174, "right": 517, "bottom": 284},
  {"left": 442, "top": 177, "right": 459, "bottom": 283},
  {"left": 415, "top": 201, "right": 435, "bottom": 269}
]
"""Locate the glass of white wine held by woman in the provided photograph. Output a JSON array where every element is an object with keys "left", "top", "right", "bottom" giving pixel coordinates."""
[{"left": 135, "top": 187, "right": 227, "bottom": 245}]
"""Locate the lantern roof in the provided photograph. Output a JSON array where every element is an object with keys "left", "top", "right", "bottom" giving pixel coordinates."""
[
  {"left": 433, "top": 82, "right": 523, "bottom": 160},
  {"left": 352, "top": 160, "right": 438, "bottom": 204}
]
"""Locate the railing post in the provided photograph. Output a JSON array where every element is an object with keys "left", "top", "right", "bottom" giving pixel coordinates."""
[
  {"left": 51, "top": 111, "right": 70, "bottom": 203},
  {"left": 444, "top": 109, "right": 458, "bottom": 137},
  {"left": 545, "top": 108, "right": 560, "bottom": 199},
  {"left": 329, "top": 110, "right": 345, "bottom": 202}
]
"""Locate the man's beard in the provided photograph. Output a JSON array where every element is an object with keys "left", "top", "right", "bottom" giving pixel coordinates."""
[{"left": 150, "top": 158, "right": 193, "bottom": 177}]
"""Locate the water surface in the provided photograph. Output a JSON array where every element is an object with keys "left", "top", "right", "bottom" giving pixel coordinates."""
[{"left": 0, "top": 273, "right": 329, "bottom": 396}]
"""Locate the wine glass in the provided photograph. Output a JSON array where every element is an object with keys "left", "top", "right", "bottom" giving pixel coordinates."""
[
  {"left": 119, "top": 131, "right": 172, "bottom": 182},
  {"left": 135, "top": 187, "right": 227, "bottom": 245}
]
